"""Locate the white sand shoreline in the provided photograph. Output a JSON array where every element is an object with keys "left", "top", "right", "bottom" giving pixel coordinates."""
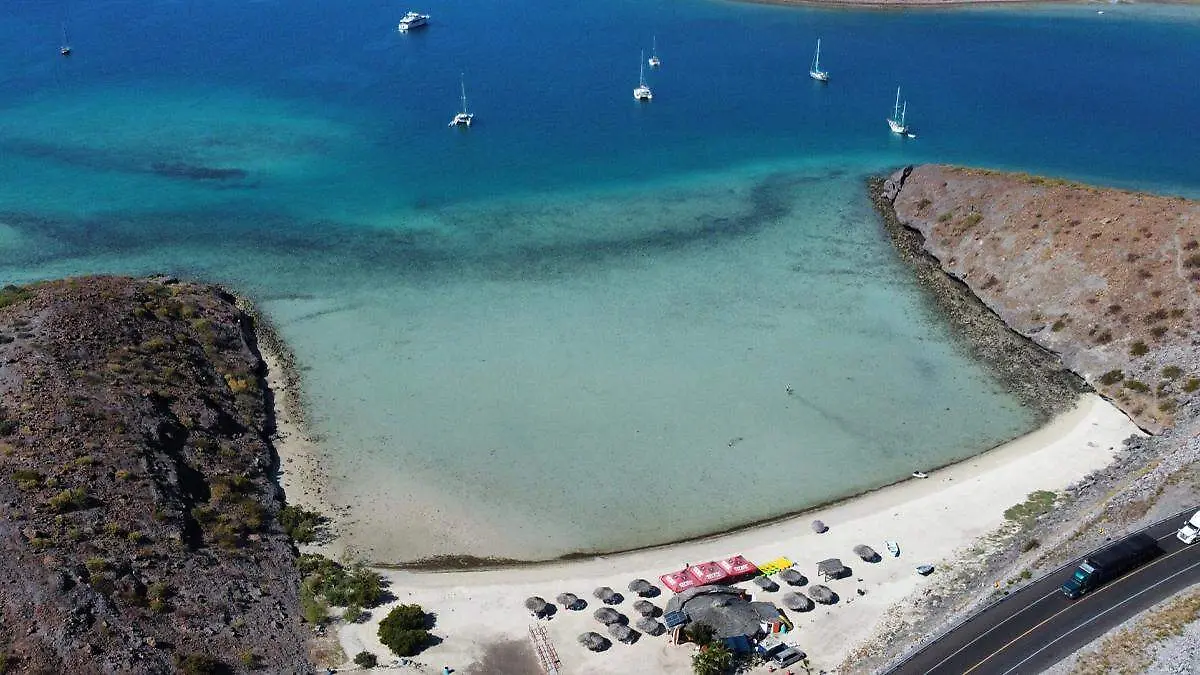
[{"left": 321, "top": 393, "right": 1140, "bottom": 674}]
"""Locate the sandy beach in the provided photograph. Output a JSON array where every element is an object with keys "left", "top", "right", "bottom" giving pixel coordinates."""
[{"left": 316, "top": 393, "right": 1140, "bottom": 674}]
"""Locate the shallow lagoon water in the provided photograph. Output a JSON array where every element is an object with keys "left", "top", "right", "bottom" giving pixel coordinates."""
[{"left": 2, "top": 0, "right": 1199, "bottom": 558}]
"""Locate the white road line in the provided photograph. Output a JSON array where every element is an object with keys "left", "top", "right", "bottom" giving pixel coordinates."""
[
  {"left": 999, "top": 559, "right": 1200, "bottom": 675},
  {"left": 923, "top": 589, "right": 1061, "bottom": 674}
]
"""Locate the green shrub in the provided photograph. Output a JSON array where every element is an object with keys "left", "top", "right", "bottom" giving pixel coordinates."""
[
  {"left": 278, "top": 505, "right": 324, "bottom": 544},
  {"left": 378, "top": 604, "right": 434, "bottom": 657},
  {"left": 0, "top": 285, "right": 32, "bottom": 309},
  {"left": 344, "top": 604, "right": 365, "bottom": 623},
  {"left": 175, "top": 653, "right": 223, "bottom": 675},
  {"left": 692, "top": 642, "right": 733, "bottom": 675},
  {"left": 1130, "top": 341, "right": 1149, "bottom": 357},
  {"left": 937, "top": 211, "right": 954, "bottom": 223},
  {"left": 963, "top": 212, "right": 983, "bottom": 227},
  {"left": 1184, "top": 378, "right": 1200, "bottom": 393},
  {"left": 1162, "top": 366, "right": 1183, "bottom": 379},
  {"left": 300, "top": 581, "right": 328, "bottom": 625},
  {"left": 48, "top": 487, "right": 89, "bottom": 513},
  {"left": 1125, "top": 380, "right": 1150, "bottom": 393},
  {"left": 12, "top": 469, "right": 43, "bottom": 490},
  {"left": 1098, "top": 370, "right": 1124, "bottom": 386},
  {"left": 1051, "top": 319, "right": 1066, "bottom": 332},
  {"left": 353, "top": 651, "right": 378, "bottom": 668}
]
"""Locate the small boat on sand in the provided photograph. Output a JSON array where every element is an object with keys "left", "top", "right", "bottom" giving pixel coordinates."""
[
  {"left": 886, "top": 540, "right": 900, "bottom": 557},
  {"left": 911, "top": 470, "right": 928, "bottom": 479}
]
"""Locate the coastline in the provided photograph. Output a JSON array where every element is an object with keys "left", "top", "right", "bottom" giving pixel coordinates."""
[{"left": 338, "top": 393, "right": 1141, "bottom": 673}]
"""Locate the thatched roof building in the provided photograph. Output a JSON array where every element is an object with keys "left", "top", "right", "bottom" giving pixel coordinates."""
[
  {"left": 594, "top": 586, "right": 621, "bottom": 604},
  {"left": 635, "top": 617, "right": 664, "bottom": 635},
  {"left": 608, "top": 622, "right": 637, "bottom": 644},
  {"left": 808, "top": 584, "right": 837, "bottom": 604},
  {"left": 778, "top": 568, "right": 806, "bottom": 586},
  {"left": 594, "top": 607, "right": 626, "bottom": 625},
  {"left": 854, "top": 544, "right": 881, "bottom": 562},
  {"left": 578, "top": 632, "right": 609, "bottom": 651},
  {"left": 525, "top": 596, "right": 549, "bottom": 617},
  {"left": 633, "top": 600, "right": 658, "bottom": 617},
  {"left": 780, "top": 592, "right": 814, "bottom": 612},
  {"left": 817, "top": 558, "right": 848, "bottom": 581},
  {"left": 556, "top": 592, "right": 581, "bottom": 610},
  {"left": 811, "top": 519, "right": 828, "bottom": 533},
  {"left": 627, "top": 578, "right": 658, "bottom": 597},
  {"left": 663, "top": 585, "right": 782, "bottom": 640}
]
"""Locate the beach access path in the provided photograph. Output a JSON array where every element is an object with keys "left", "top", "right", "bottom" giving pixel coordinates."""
[{"left": 331, "top": 394, "right": 1140, "bottom": 674}]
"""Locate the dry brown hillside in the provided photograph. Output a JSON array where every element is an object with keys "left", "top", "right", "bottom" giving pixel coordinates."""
[{"left": 884, "top": 165, "right": 1200, "bottom": 432}]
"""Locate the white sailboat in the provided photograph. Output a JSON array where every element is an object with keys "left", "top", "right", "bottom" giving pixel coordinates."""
[
  {"left": 60, "top": 24, "right": 72, "bottom": 57},
  {"left": 809, "top": 38, "right": 828, "bottom": 82},
  {"left": 449, "top": 75, "right": 474, "bottom": 127},
  {"left": 648, "top": 36, "right": 661, "bottom": 68},
  {"left": 888, "top": 86, "right": 914, "bottom": 137},
  {"left": 634, "top": 51, "right": 653, "bottom": 101}
]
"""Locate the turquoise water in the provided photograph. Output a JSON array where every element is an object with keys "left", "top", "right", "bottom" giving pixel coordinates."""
[{"left": 3, "top": 0, "right": 1199, "bottom": 559}]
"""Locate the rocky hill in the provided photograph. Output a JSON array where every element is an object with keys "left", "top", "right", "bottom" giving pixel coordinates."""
[
  {"left": 0, "top": 277, "right": 311, "bottom": 673},
  {"left": 883, "top": 165, "right": 1200, "bottom": 432}
]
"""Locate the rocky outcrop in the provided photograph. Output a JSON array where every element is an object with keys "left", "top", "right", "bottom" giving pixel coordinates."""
[
  {"left": 885, "top": 164, "right": 1200, "bottom": 431},
  {"left": 0, "top": 277, "right": 311, "bottom": 673}
]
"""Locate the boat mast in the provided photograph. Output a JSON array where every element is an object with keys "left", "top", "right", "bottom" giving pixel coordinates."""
[
  {"left": 901, "top": 101, "right": 907, "bottom": 126},
  {"left": 893, "top": 87, "right": 902, "bottom": 121},
  {"left": 814, "top": 39, "right": 821, "bottom": 71},
  {"left": 460, "top": 74, "right": 468, "bottom": 115},
  {"left": 652, "top": 35, "right": 657, "bottom": 59},
  {"left": 639, "top": 50, "right": 646, "bottom": 86}
]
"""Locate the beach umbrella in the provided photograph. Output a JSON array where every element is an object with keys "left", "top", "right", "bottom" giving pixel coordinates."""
[
  {"left": 593, "top": 607, "right": 625, "bottom": 625},
  {"left": 632, "top": 600, "right": 658, "bottom": 617},
  {"left": 812, "top": 519, "right": 828, "bottom": 533},
  {"left": 854, "top": 544, "right": 881, "bottom": 563},
  {"left": 635, "top": 617, "right": 664, "bottom": 635},
  {"left": 780, "top": 592, "right": 814, "bottom": 612},
  {"left": 608, "top": 623, "right": 637, "bottom": 644},
  {"left": 809, "top": 584, "right": 836, "bottom": 605},
  {"left": 627, "top": 578, "right": 658, "bottom": 597},
  {"left": 594, "top": 586, "right": 621, "bottom": 604},
  {"left": 524, "top": 596, "right": 549, "bottom": 617},
  {"left": 556, "top": 592, "right": 581, "bottom": 610},
  {"left": 778, "top": 568, "right": 806, "bottom": 586},
  {"left": 577, "top": 631, "right": 609, "bottom": 651},
  {"left": 752, "top": 575, "right": 779, "bottom": 592}
]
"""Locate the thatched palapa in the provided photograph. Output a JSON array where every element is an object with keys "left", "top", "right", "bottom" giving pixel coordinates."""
[
  {"left": 578, "top": 631, "right": 609, "bottom": 651},
  {"left": 811, "top": 519, "right": 828, "bottom": 533},
  {"left": 817, "top": 558, "right": 848, "bottom": 581},
  {"left": 780, "top": 592, "right": 814, "bottom": 612},
  {"left": 778, "top": 568, "right": 806, "bottom": 586},
  {"left": 608, "top": 622, "right": 637, "bottom": 644},
  {"left": 635, "top": 617, "right": 664, "bottom": 635},
  {"left": 556, "top": 592, "right": 581, "bottom": 610},
  {"left": 593, "top": 607, "right": 626, "bottom": 625},
  {"left": 854, "top": 544, "right": 881, "bottom": 563},
  {"left": 627, "top": 578, "right": 658, "bottom": 597},
  {"left": 633, "top": 600, "right": 658, "bottom": 617},
  {"left": 594, "top": 586, "right": 621, "bottom": 604},
  {"left": 752, "top": 575, "right": 779, "bottom": 592},
  {"left": 525, "top": 596, "right": 549, "bottom": 617},
  {"left": 808, "top": 584, "right": 837, "bottom": 605}
]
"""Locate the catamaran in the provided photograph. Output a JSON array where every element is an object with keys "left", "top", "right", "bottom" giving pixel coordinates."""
[
  {"left": 888, "top": 86, "right": 914, "bottom": 137},
  {"left": 809, "top": 39, "right": 828, "bottom": 82},
  {"left": 60, "top": 25, "right": 71, "bottom": 57},
  {"left": 648, "top": 36, "right": 661, "bottom": 68},
  {"left": 634, "top": 50, "right": 653, "bottom": 101},
  {"left": 449, "top": 75, "right": 474, "bottom": 127}
]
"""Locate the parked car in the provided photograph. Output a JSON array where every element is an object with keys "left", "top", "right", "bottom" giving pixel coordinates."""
[{"left": 1177, "top": 510, "right": 1200, "bottom": 544}]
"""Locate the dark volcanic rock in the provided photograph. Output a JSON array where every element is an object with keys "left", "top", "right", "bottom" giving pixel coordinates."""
[{"left": 0, "top": 277, "right": 311, "bottom": 673}]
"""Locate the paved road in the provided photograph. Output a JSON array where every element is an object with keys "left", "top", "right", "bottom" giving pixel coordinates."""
[{"left": 889, "top": 508, "right": 1200, "bottom": 675}]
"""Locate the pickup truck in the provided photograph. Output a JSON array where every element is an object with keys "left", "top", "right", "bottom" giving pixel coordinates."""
[
  {"left": 1061, "top": 532, "right": 1159, "bottom": 599},
  {"left": 1176, "top": 510, "right": 1200, "bottom": 544}
]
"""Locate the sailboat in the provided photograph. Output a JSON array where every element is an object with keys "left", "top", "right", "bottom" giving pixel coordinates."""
[
  {"left": 808, "top": 38, "right": 828, "bottom": 82},
  {"left": 648, "top": 36, "right": 661, "bottom": 68},
  {"left": 634, "top": 51, "right": 653, "bottom": 101},
  {"left": 888, "top": 86, "right": 914, "bottom": 137},
  {"left": 59, "top": 25, "right": 71, "bottom": 57},
  {"left": 449, "top": 74, "right": 474, "bottom": 127}
]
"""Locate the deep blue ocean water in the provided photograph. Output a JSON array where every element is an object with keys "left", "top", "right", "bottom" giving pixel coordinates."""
[{"left": 2, "top": 0, "right": 1199, "bottom": 559}]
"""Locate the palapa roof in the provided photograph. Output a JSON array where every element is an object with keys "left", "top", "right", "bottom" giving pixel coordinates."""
[
  {"left": 556, "top": 592, "right": 580, "bottom": 609},
  {"left": 778, "top": 568, "right": 805, "bottom": 585},
  {"left": 633, "top": 599, "right": 658, "bottom": 617},
  {"left": 752, "top": 575, "right": 778, "bottom": 591},
  {"left": 662, "top": 585, "right": 777, "bottom": 640},
  {"left": 635, "top": 617, "right": 663, "bottom": 635},
  {"left": 594, "top": 586, "right": 620, "bottom": 604},
  {"left": 577, "top": 631, "right": 608, "bottom": 651},
  {"left": 593, "top": 607, "right": 625, "bottom": 625},
  {"left": 608, "top": 622, "right": 636, "bottom": 643},
  {"left": 780, "top": 592, "right": 814, "bottom": 612},
  {"left": 811, "top": 519, "right": 828, "bottom": 533},
  {"left": 524, "top": 596, "right": 549, "bottom": 615},
  {"left": 817, "top": 558, "right": 848, "bottom": 580},
  {"left": 627, "top": 578, "right": 658, "bottom": 596},
  {"left": 854, "top": 544, "right": 880, "bottom": 562},
  {"left": 808, "top": 584, "right": 836, "bottom": 604}
]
